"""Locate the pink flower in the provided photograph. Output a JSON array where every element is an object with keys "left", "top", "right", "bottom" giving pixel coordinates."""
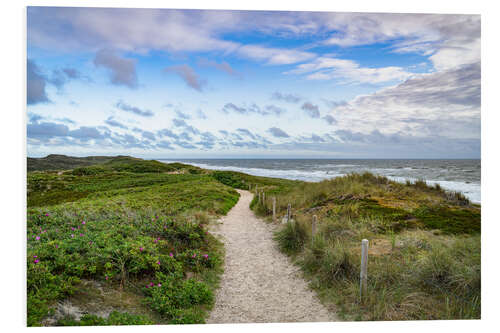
[
  {"left": 154, "top": 239, "right": 158, "bottom": 243},
  {"left": 157, "top": 283, "right": 162, "bottom": 287},
  {"left": 55, "top": 244, "right": 59, "bottom": 249},
  {"left": 33, "top": 255, "right": 37, "bottom": 258},
  {"left": 88, "top": 241, "right": 93, "bottom": 245},
  {"left": 145, "top": 285, "right": 149, "bottom": 289},
  {"left": 203, "top": 254, "right": 209, "bottom": 259},
  {"left": 71, "top": 227, "right": 75, "bottom": 231},
  {"left": 149, "top": 282, "right": 154, "bottom": 287},
  {"left": 105, "top": 276, "right": 108, "bottom": 280},
  {"left": 79, "top": 233, "right": 84, "bottom": 237},
  {"left": 139, "top": 247, "right": 144, "bottom": 252},
  {"left": 35, "top": 236, "right": 40, "bottom": 241},
  {"left": 157, "top": 261, "right": 161, "bottom": 265},
  {"left": 34, "top": 259, "right": 39, "bottom": 264},
  {"left": 192, "top": 253, "right": 197, "bottom": 258},
  {"left": 169, "top": 252, "right": 173, "bottom": 257},
  {"left": 45, "top": 213, "right": 49, "bottom": 217},
  {"left": 71, "top": 234, "right": 75, "bottom": 238},
  {"left": 82, "top": 221, "right": 86, "bottom": 225}
]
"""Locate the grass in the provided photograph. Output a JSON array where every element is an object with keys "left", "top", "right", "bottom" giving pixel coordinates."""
[
  {"left": 27, "top": 157, "right": 237, "bottom": 326},
  {"left": 247, "top": 172, "right": 480, "bottom": 320},
  {"left": 27, "top": 157, "right": 481, "bottom": 324}
]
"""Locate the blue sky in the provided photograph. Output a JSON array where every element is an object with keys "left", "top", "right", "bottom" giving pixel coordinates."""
[{"left": 26, "top": 7, "right": 480, "bottom": 158}]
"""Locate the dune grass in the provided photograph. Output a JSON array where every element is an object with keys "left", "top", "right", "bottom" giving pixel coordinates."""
[{"left": 248, "top": 172, "right": 480, "bottom": 320}]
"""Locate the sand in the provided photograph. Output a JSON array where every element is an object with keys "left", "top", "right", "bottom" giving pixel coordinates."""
[{"left": 207, "top": 190, "right": 337, "bottom": 324}]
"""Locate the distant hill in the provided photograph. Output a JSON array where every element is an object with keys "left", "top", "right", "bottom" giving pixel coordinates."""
[{"left": 28, "top": 154, "right": 126, "bottom": 171}]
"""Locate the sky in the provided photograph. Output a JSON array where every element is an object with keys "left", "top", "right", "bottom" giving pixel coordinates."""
[{"left": 26, "top": 7, "right": 481, "bottom": 158}]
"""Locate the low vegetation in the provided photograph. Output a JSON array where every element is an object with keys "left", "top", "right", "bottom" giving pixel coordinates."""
[
  {"left": 247, "top": 172, "right": 480, "bottom": 320},
  {"left": 27, "top": 156, "right": 481, "bottom": 324},
  {"left": 27, "top": 156, "right": 237, "bottom": 326}
]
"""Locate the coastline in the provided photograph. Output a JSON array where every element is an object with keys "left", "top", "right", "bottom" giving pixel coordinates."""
[{"left": 159, "top": 159, "right": 481, "bottom": 204}]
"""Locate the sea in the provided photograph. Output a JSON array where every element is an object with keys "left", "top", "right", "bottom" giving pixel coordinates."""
[{"left": 158, "top": 159, "right": 481, "bottom": 204}]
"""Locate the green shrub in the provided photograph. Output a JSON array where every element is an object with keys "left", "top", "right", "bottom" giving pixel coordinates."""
[
  {"left": 143, "top": 272, "right": 213, "bottom": 323},
  {"left": 211, "top": 171, "right": 249, "bottom": 189}
]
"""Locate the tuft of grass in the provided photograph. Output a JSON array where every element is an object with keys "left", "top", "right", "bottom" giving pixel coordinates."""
[{"left": 274, "top": 220, "right": 308, "bottom": 255}]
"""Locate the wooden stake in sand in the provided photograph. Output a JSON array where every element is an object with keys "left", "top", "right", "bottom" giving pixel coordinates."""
[
  {"left": 360, "top": 239, "right": 369, "bottom": 301},
  {"left": 272, "top": 197, "right": 276, "bottom": 221},
  {"left": 287, "top": 203, "right": 292, "bottom": 222},
  {"left": 311, "top": 215, "right": 317, "bottom": 245}
]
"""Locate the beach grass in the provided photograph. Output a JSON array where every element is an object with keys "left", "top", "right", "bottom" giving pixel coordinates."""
[{"left": 248, "top": 172, "right": 480, "bottom": 320}]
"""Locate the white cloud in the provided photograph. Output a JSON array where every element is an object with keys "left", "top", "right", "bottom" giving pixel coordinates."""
[
  {"left": 287, "top": 57, "right": 413, "bottom": 84},
  {"left": 323, "top": 62, "right": 480, "bottom": 138},
  {"left": 236, "top": 45, "right": 315, "bottom": 65}
]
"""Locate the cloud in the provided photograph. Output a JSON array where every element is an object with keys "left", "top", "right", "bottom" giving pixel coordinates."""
[
  {"left": 27, "top": 59, "right": 49, "bottom": 105},
  {"left": 157, "top": 128, "right": 179, "bottom": 139},
  {"left": 27, "top": 122, "right": 107, "bottom": 142},
  {"left": 157, "top": 140, "right": 174, "bottom": 150},
  {"left": 172, "top": 118, "right": 200, "bottom": 135},
  {"left": 287, "top": 57, "right": 413, "bottom": 84},
  {"left": 236, "top": 44, "right": 315, "bottom": 65},
  {"left": 221, "top": 102, "right": 285, "bottom": 116},
  {"left": 94, "top": 49, "right": 138, "bottom": 88},
  {"left": 175, "top": 110, "right": 191, "bottom": 120},
  {"left": 196, "top": 109, "right": 207, "bottom": 119},
  {"left": 115, "top": 100, "right": 154, "bottom": 117},
  {"left": 268, "top": 127, "right": 290, "bottom": 138},
  {"left": 28, "top": 112, "right": 43, "bottom": 123},
  {"left": 27, "top": 122, "right": 69, "bottom": 138},
  {"left": 301, "top": 102, "right": 320, "bottom": 118},
  {"left": 164, "top": 64, "right": 205, "bottom": 92},
  {"left": 271, "top": 92, "right": 301, "bottom": 103},
  {"left": 198, "top": 59, "right": 240, "bottom": 77},
  {"left": 323, "top": 115, "right": 337, "bottom": 125},
  {"left": 142, "top": 131, "right": 156, "bottom": 141},
  {"left": 325, "top": 62, "right": 480, "bottom": 139},
  {"left": 104, "top": 116, "right": 128, "bottom": 129},
  {"left": 236, "top": 128, "right": 256, "bottom": 140},
  {"left": 175, "top": 141, "right": 197, "bottom": 149},
  {"left": 68, "top": 126, "right": 105, "bottom": 141},
  {"left": 28, "top": 9, "right": 479, "bottom": 72},
  {"left": 322, "top": 99, "right": 348, "bottom": 109}
]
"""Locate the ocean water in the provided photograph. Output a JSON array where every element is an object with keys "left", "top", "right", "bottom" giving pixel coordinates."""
[{"left": 159, "top": 159, "right": 481, "bottom": 204}]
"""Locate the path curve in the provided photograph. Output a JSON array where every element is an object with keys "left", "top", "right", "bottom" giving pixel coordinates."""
[{"left": 207, "top": 190, "right": 337, "bottom": 324}]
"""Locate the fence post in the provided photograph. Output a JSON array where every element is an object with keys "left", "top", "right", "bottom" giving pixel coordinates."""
[
  {"left": 287, "top": 203, "right": 291, "bottom": 222},
  {"left": 262, "top": 192, "right": 265, "bottom": 205},
  {"left": 272, "top": 197, "right": 276, "bottom": 221},
  {"left": 258, "top": 191, "right": 261, "bottom": 203},
  {"left": 360, "top": 239, "right": 369, "bottom": 302},
  {"left": 312, "top": 215, "right": 317, "bottom": 245}
]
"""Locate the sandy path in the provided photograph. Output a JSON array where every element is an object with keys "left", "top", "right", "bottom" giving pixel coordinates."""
[{"left": 207, "top": 190, "right": 337, "bottom": 324}]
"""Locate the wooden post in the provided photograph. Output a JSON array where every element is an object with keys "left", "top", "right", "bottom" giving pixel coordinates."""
[
  {"left": 287, "top": 203, "right": 291, "bottom": 222},
  {"left": 262, "top": 192, "right": 265, "bottom": 204},
  {"left": 272, "top": 197, "right": 276, "bottom": 221},
  {"left": 311, "top": 215, "right": 317, "bottom": 245},
  {"left": 258, "top": 191, "right": 261, "bottom": 203},
  {"left": 360, "top": 239, "right": 369, "bottom": 301}
]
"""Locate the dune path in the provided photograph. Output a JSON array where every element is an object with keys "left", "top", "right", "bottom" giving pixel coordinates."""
[{"left": 207, "top": 190, "right": 337, "bottom": 324}]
